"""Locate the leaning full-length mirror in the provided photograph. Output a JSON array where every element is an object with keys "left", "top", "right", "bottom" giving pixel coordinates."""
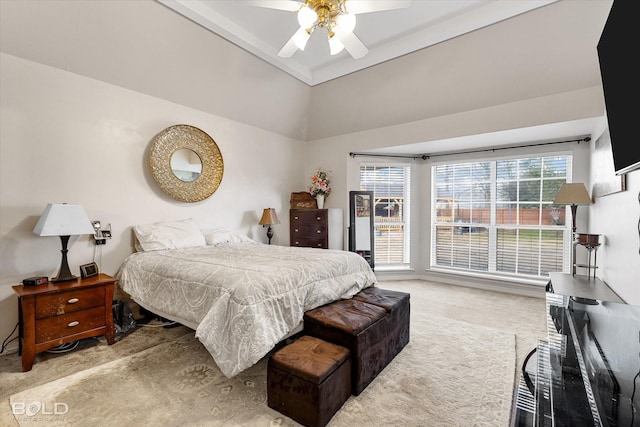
[{"left": 349, "top": 191, "right": 375, "bottom": 270}]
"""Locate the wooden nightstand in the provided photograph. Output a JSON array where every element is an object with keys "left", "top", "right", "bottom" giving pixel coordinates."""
[{"left": 12, "top": 273, "right": 116, "bottom": 371}]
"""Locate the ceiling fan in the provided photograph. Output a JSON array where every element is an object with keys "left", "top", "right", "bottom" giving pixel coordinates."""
[{"left": 241, "top": 0, "right": 412, "bottom": 59}]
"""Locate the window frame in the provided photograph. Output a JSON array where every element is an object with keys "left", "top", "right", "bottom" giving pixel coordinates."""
[
  {"left": 359, "top": 163, "right": 412, "bottom": 268},
  {"left": 430, "top": 151, "right": 573, "bottom": 279}
]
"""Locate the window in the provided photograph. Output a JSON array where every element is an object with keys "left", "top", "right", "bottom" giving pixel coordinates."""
[
  {"left": 432, "top": 154, "right": 569, "bottom": 278},
  {"left": 360, "top": 164, "right": 411, "bottom": 267}
]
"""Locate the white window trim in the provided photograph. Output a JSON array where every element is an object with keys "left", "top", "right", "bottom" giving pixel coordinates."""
[
  {"left": 360, "top": 162, "right": 412, "bottom": 267},
  {"left": 430, "top": 150, "right": 574, "bottom": 280}
]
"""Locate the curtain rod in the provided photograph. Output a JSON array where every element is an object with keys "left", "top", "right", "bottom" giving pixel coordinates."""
[{"left": 349, "top": 136, "right": 591, "bottom": 160}]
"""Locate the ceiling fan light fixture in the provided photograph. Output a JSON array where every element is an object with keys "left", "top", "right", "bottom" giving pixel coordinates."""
[
  {"left": 260, "top": 0, "right": 399, "bottom": 59},
  {"left": 297, "top": 5, "right": 318, "bottom": 29},
  {"left": 329, "top": 35, "right": 344, "bottom": 55},
  {"left": 335, "top": 12, "right": 356, "bottom": 34}
]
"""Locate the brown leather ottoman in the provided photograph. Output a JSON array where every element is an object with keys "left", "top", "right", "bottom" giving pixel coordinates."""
[
  {"left": 353, "top": 287, "right": 410, "bottom": 365},
  {"left": 267, "top": 335, "right": 351, "bottom": 427},
  {"left": 304, "top": 299, "right": 387, "bottom": 395}
]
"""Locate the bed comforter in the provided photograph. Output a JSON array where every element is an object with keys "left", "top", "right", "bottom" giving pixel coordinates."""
[{"left": 116, "top": 242, "right": 376, "bottom": 377}]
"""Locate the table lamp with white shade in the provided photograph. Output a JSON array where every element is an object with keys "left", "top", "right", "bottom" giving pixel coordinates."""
[
  {"left": 33, "top": 203, "right": 95, "bottom": 282},
  {"left": 553, "top": 183, "right": 592, "bottom": 235},
  {"left": 553, "top": 183, "right": 592, "bottom": 275}
]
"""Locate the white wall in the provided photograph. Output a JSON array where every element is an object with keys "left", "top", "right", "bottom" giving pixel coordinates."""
[
  {"left": 588, "top": 129, "right": 640, "bottom": 305},
  {"left": 0, "top": 54, "right": 305, "bottom": 348},
  {"left": 0, "top": 0, "right": 312, "bottom": 141}
]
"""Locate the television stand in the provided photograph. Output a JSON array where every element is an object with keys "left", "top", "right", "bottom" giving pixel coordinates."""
[{"left": 513, "top": 273, "right": 638, "bottom": 426}]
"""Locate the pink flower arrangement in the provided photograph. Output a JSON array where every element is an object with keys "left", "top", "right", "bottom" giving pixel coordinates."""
[{"left": 308, "top": 168, "right": 331, "bottom": 198}]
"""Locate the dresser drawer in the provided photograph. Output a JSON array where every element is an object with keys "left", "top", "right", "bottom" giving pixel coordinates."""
[
  {"left": 291, "top": 237, "right": 327, "bottom": 248},
  {"left": 35, "top": 306, "right": 106, "bottom": 344},
  {"left": 291, "top": 223, "right": 328, "bottom": 237},
  {"left": 291, "top": 210, "right": 327, "bottom": 223},
  {"left": 36, "top": 287, "right": 105, "bottom": 319}
]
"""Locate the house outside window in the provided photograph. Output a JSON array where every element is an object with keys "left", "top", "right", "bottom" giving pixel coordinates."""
[
  {"left": 360, "top": 164, "right": 411, "bottom": 267},
  {"left": 432, "top": 154, "right": 570, "bottom": 278}
]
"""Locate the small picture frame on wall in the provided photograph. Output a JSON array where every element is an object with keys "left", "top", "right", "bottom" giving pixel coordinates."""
[{"left": 79, "top": 262, "right": 99, "bottom": 279}]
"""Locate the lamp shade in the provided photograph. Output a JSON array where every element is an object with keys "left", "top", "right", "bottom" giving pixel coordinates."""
[
  {"left": 553, "top": 183, "right": 592, "bottom": 205},
  {"left": 259, "top": 208, "right": 280, "bottom": 226},
  {"left": 33, "top": 203, "right": 95, "bottom": 236}
]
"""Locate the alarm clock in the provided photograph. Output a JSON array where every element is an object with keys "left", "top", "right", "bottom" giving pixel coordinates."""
[{"left": 22, "top": 276, "right": 48, "bottom": 286}]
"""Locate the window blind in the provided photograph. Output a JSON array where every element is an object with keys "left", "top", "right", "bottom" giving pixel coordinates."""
[
  {"left": 360, "top": 164, "right": 411, "bottom": 266},
  {"left": 432, "top": 155, "right": 569, "bottom": 278}
]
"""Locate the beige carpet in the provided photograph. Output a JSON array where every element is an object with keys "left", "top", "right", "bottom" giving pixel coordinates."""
[{"left": 2, "top": 280, "right": 545, "bottom": 426}]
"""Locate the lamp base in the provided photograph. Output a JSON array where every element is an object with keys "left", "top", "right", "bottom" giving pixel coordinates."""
[
  {"left": 52, "top": 235, "right": 78, "bottom": 282},
  {"left": 266, "top": 226, "right": 274, "bottom": 245}
]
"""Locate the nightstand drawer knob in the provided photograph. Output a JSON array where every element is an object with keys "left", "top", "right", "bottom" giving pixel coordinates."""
[
  {"left": 67, "top": 321, "right": 80, "bottom": 328},
  {"left": 67, "top": 298, "right": 80, "bottom": 304},
  {"left": 316, "top": 217, "right": 321, "bottom": 220},
  {"left": 294, "top": 229, "right": 299, "bottom": 232},
  {"left": 317, "top": 230, "right": 321, "bottom": 233}
]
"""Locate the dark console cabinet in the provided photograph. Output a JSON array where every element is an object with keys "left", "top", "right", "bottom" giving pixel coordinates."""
[{"left": 514, "top": 273, "right": 640, "bottom": 426}]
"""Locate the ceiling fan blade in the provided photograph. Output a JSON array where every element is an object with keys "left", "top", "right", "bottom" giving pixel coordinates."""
[
  {"left": 238, "top": 0, "right": 302, "bottom": 12},
  {"left": 278, "top": 35, "right": 299, "bottom": 58},
  {"left": 335, "top": 29, "right": 369, "bottom": 59},
  {"left": 346, "top": 0, "right": 411, "bottom": 14},
  {"left": 278, "top": 27, "right": 309, "bottom": 57}
]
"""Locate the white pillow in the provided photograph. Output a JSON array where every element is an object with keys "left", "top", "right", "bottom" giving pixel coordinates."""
[
  {"left": 134, "top": 218, "right": 206, "bottom": 252},
  {"left": 201, "top": 228, "right": 254, "bottom": 245}
]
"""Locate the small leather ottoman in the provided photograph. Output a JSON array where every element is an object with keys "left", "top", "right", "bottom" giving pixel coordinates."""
[
  {"left": 267, "top": 335, "right": 351, "bottom": 427},
  {"left": 353, "top": 287, "right": 410, "bottom": 365},
  {"left": 304, "top": 299, "right": 388, "bottom": 395}
]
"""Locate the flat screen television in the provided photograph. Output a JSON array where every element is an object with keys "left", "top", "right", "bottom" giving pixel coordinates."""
[{"left": 597, "top": 1, "right": 640, "bottom": 175}]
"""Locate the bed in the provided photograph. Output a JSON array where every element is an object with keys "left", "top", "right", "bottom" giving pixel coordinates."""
[{"left": 116, "top": 219, "right": 377, "bottom": 378}]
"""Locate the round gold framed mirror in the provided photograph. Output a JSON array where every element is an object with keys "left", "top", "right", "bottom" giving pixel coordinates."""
[{"left": 149, "top": 125, "right": 223, "bottom": 202}]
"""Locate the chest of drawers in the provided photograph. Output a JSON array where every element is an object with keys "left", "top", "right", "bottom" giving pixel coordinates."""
[
  {"left": 290, "top": 208, "right": 343, "bottom": 249},
  {"left": 12, "top": 273, "right": 116, "bottom": 371},
  {"left": 290, "top": 209, "right": 329, "bottom": 248}
]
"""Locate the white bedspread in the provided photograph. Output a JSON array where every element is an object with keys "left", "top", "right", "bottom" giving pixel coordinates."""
[{"left": 116, "top": 242, "right": 376, "bottom": 377}]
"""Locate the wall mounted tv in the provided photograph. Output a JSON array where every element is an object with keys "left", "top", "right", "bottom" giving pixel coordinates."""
[{"left": 597, "top": 0, "right": 639, "bottom": 175}]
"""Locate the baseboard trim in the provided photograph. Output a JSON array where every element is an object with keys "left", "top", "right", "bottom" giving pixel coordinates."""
[{"left": 375, "top": 270, "right": 546, "bottom": 299}]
